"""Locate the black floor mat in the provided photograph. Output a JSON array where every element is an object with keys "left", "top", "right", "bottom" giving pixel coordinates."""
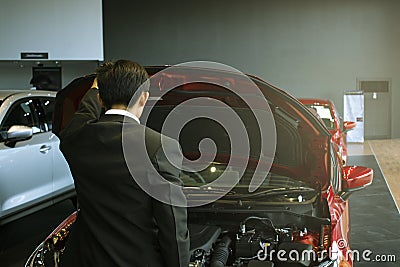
[{"left": 348, "top": 155, "right": 400, "bottom": 266}]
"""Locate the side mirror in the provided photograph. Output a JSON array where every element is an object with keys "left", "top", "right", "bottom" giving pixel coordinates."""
[
  {"left": 5, "top": 125, "right": 33, "bottom": 148},
  {"left": 341, "top": 165, "right": 373, "bottom": 200},
  {"left": 343, "top": 121, "right": 356, "bottom": 132}
]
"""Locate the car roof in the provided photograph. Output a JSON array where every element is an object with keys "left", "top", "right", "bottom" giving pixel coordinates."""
[
  {"left": 0, "top": 90, "right": 25, "bottom": 100},
  {"left": 0, "top": 89, "right": 56, "bottom": 101}
]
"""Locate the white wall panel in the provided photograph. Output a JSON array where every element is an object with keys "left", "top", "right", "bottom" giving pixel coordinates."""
[{"left": 0, "top": 0, "right": 103, "bottom": 60}]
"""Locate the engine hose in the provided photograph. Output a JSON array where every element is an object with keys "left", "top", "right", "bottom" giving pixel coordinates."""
[{"left": 210, "top": 235, "right": 232, "bottom": 267}]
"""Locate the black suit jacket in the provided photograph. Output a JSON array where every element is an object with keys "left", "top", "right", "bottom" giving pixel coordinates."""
[{"left": 59, "top": 88, "right": 190, "bottom": 267}]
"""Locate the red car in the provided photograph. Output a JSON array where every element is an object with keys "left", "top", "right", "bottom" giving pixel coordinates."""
[
  {"left": 298, "top": 99, "right": 356, "bottom": 165},
  {"left": 26, "top": 66, "right": 372, "bottom": 267}
]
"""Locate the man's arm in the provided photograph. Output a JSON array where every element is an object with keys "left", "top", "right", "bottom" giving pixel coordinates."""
[
  {"left": 152, "top": 139, "right": 190, "bottom": 267},
  {"left": 60, "top": 83, "right": 102, "bottom": 140}
]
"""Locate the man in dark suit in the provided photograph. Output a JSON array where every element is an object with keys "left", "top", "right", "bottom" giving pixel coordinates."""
[{"left": 59, "top": 60, "right": 190, "bottom": 267}]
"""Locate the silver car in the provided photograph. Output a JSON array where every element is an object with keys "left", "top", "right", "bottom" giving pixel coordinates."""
[{"left": 0, "top": 90, "right": 74, "bottom": 225}]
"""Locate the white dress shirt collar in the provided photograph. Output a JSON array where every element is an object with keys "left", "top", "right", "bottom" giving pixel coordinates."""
[{"left": 105, "top": 109, "right": 140, "bottom": 124}]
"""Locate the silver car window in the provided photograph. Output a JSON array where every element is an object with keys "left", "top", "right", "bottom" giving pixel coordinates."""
[
  {"left": 39, "top": 98, "right": 55, "bottom": 132},
  {"left": 0, "top": 98, "right": 42, "bottom": 141}
]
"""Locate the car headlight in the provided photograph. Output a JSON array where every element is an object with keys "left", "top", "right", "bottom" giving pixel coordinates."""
[
  {"left": 25, "top": 240, "right": 60, "bottom": 267},
  {"left": 25, "top": 211, "right": 77, "bottom": 267}
]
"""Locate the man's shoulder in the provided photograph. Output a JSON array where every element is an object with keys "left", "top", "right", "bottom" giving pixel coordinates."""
[{"left": 144, "top": 126, "right": 179, "bottom": 148}]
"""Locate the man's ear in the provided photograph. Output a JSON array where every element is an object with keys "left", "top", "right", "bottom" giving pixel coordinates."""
[
  {"left": 139, "top": 91, "right": 149, "bottom": 107},
  {"left": 91, "top": 78, "right": 98, "bottom": 89}
]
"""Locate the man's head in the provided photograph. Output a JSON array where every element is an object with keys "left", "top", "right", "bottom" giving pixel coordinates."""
[{"left": 96, "top": 60, "right": 149, "bottom": 110}]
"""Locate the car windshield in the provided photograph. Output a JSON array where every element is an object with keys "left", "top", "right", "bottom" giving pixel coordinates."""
[{"left": 306, "top": 104, "right": 335, "bottom": 130}]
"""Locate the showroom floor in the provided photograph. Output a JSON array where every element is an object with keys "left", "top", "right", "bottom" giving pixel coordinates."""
[
  {"left": 0, "top": 141, "right": 399, "bottom": 267},
  {"left": 347, "top": 140, "right": 400, "bottom": 266},
  {"left": 348, "top": 140, "right": 400, "bottom": 211},
  {"left": 347, "top": 159, "right": 399, "bottom": 266}
]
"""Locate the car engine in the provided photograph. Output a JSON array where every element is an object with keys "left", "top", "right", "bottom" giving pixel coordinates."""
[
  {"left": 25, "top": 207, "right": 332, "bottom": 267},
  {"left": 188, "top": 216, "right": 323, "bottom": 267}
]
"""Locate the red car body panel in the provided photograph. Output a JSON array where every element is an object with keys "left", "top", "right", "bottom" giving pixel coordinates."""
[{"left": 326, "top": 186, "right": 352, "bottom": 266}]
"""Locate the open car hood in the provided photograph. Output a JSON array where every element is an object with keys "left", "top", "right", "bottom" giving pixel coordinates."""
[{"left": 53, "top": 67, "right": 331, "bottom": 190}]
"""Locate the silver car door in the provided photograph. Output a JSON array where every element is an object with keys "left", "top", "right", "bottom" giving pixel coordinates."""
[
  {"left": 0, "top": 97, "right": 53, "bottom": 218},
  {"left": 38, "top": 97, "right": 74, "bottom": 197}
]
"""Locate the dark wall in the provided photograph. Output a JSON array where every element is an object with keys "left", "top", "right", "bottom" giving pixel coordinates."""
[{"left": 103, "top": 0, "right": 400, "bottom": 137}]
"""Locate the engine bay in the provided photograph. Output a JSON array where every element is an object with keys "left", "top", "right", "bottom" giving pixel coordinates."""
[{"left": 187, "top": 209, "right": 330, "bottom": 267}]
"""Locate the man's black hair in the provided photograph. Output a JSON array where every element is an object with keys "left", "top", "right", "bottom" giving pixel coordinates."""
[{"left": 96, "top": 60, "right": 149, "bottom": 110}]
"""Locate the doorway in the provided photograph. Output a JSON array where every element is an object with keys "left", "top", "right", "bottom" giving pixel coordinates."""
[{"left": 358, "top": 79, "right": 391, "bottom": 140}]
